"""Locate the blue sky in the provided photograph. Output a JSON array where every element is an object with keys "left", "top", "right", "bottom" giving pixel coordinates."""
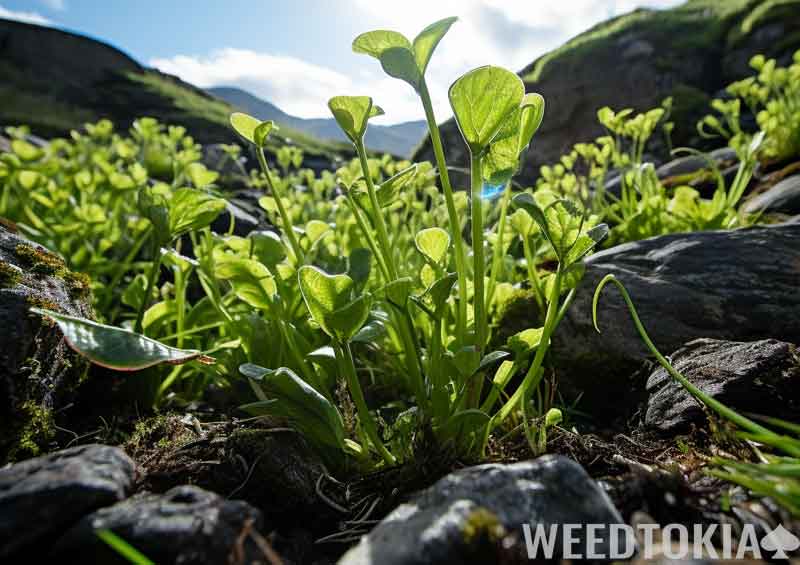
[{"left": 2, "top": 0, "right": 681, "bottom": 123}]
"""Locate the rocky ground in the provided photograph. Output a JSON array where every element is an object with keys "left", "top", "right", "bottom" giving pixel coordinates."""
[{"left": 1, "top": 151, "right": 800, "bottom": 564}]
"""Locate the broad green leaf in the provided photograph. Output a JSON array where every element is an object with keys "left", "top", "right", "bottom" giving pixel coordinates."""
[
  {"left": 377, "top": 48, "right": 421, "bottom": 89},
  {"left": 415, "top": 227, "right": 450, "bottom": 264},
  {"left": 229, "top": 112, "right": 261, "bottom": 146},
  {"left": 352, "top": 319, "right": 387, "bottom": 343},
  {"left": 413, "top": 17, "right": 457, "bottom": 76},
  {"left": 352, "top": 30, "right": 410, "bottom": 58},
  {"left": 249, "top": 230, "right": 286, "bottom": 267},
  {"left": 509, "top": 208, "right": 536, "bottom": 238},
  {"left": 563, "top": 224, "right": 608, "bottom": 267},
  {"left": 11, "top": 140, "right": 43, "bottom": 161},
  {"left": 384, "top": 276, "right": 413, "bottom": 308},
  {"left": 216, "top": 257, "right": 276, "bottom": 309},
  {"left": 513, "top": 193, "right": 585, "bottom": 261},
  {"left": 375, "top": 163, "right": 417, "bottom": 206},
  {"left": 507, "top": 327, "right": 544, "bottom": 357},
  {"left": 138, "top": 186, "right": 170, "bottom": 245},
  {"left": 18, "top": 170, "right": 41, "bottom": 190},
  {"left": 32, "top": 308, "right": 213, "bottom": 371},
  {"left": 307, "top": 345, "right": 337, "bottom": 377},
  {"left": 305, "top": 220, "right": 331, "bottom": 246},
  {"left": 298, "top": 266, "right": 371, "bottom": 341},
  {"left": 449, "top": 66, "right": 525, "bottom": 153},
  {"left": 240, "top": 365, "right": 345, "bottom": 449},
  {"left": 168, "top": 188, "right": 226, "bottom": 237},
  {"left": 328, "top": 96, "right": 380, "bottom": 144},
  {"left": 185, "top": 163, "right": 219, "bottom": 188},
  {"left": 352, "top": 30, "right": 420, "bottom": 89}
]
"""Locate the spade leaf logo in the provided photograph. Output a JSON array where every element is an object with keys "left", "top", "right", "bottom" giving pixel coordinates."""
[{"left": 761, "top": 524, "right": 799, "bottom": 558}]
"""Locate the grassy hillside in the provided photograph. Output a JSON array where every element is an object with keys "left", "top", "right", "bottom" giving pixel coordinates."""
[{"left": 0, "top": 18, "right": 348, "bottom": 168}]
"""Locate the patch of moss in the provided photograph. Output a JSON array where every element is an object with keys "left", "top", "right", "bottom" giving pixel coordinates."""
[
  {"left": 25, "top": 295, "right": 61, "bottom": 312},
  {"left": 462, "top": 507, "right": 506, "bottom": 546},
  {"left": 14, "top": 243, "right": 66, "bottom": 276},
  {"left": 3, "top": 400, "right": 55, "bottom": 462},
  {"left": 63, "top": 270, "right": 91, "bottom": 297},
  {"left": 0, "top": 260, "right": 23, "bottom": 287},
  {"left": 125, "top": 414, "right": 193, "bottom": 456}
]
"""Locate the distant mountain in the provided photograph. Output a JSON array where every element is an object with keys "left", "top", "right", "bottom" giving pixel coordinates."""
[
  {"left": 0, "top": 18, "right": 349, "bottom": 172},
  {"left": 209, "top": 86, "right": 427, "bottom": 158}
]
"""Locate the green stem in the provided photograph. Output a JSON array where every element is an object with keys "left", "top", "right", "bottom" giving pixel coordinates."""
[
  {"left": 486, "top": 182, "right": 511, "bottom": 313},
  {"left": 355, "top": 139, "right": 396, "bottom": 278},
  {"left": 256, "top": 148, "right": 304, "bottom": 264},
  {"left": 419, "top": 79, "right": 468, "bottom": 339},
  {"left": 133, "top": 245, "right": 162, "bottom": 335},
  {"left": 343, "top": 191, "right": 390, "bottom": 282},
  {"left": 336, "top": 341, "right": 396, "bottom": 465},
  {"left": 522, "top": 237, "right": 545, "bottom": 312},
  {"left": 592, "top": 275, "right": 775, "bottom": 439},
  {"left": 493, "top": 268, "right": 562, "bottom": 426},
  {"left": 470, "top": 153, "right": 486, "bottom": 351}
]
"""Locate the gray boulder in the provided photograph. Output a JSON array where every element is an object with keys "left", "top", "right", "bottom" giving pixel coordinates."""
[
  {"left": 551, "top": 222, "right": 800, "bottom": 414},
  {"left": 54, "top": 485, "right": 266, "bottom": 564},
  {"left": 339, "top": 455, "right": 627, "bottom": 564},
  {"left": 0, "top": 226, "right": 94, "bottom": 461},
  {"left": 645, "top": 338, "right": 800, "bottom": 433},
  {"left": 0, "top": 444, "right": 134, "bottom": 558},
  {"left": 744, "top": 175, "right": 800, "bottom": 216}
]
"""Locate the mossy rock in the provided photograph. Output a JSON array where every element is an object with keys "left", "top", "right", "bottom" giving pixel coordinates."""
[{"left": 0, "top": 225, "right": 94, "bottom": 462}]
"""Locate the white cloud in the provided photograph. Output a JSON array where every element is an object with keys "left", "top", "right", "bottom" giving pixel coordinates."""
[
  {"left": 150, "top": 0, "right": 681, "bottom": 124},
  {"left": 0, "top": 4, "right": 53, "bottom": 25}
]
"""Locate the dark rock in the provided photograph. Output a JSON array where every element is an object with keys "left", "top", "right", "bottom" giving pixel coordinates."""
[
  {"left": 645, "top": 338, "right": 800, "bottom": 432},
  {"left": 54, "top": 485, "right": 266, "bottom": 565},
  {"left": 708, "top": 147, "right": 738, "bottom": 164},
  {"left": 551, "top": 222, "right": 800, "bottom": 415},
  {"left": 656, "top": 155, "right": 710, "bottom": 179},
  {"left": 744, "top": 175, "right": 800, "bottom": 216},
  {"left": 0, "top": 226, "right": 94, "bottom": 461},
  {"left": 0, "top": 444, "right": 134, "bottom": 559},
  {"left": 339, "top": 455, "right": 627, "bottom": 564}
]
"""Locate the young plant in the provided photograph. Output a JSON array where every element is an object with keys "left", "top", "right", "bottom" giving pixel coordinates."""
[{"left": 593, "top": 274, "right": 800, "bottom": 516}]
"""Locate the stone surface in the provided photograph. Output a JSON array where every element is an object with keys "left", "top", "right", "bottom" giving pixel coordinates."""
[
  {"left": 0, "top": 226, "right": 94, "bottom": 461},
  {"left": 0, "top": 444, "right": 134, "bottom": 558},
  {"left": 550, "top": 222, "right": 800, "bottom": 414},
  {"left": 645, "top": 338, "right": 800, "bottom": 432},
  {"left": 54, "top": 485, "right": 266, "bottom": 564},
  {"left": 744, "top": 175, "right": 800, "bottom": 216},
  {"left": 339, "top": 455, "right": 626, "bottom": 564}
]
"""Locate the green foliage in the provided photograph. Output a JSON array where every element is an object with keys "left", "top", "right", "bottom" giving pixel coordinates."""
[
  {"left": 593, "top": 274, "right": 800, "bottom": 517},
  {"left": 699, "top": 50, "right": 800, "bottom": 162}
]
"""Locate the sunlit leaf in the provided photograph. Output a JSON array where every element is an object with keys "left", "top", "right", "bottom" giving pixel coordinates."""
[
  {"left": 413, "top": 17, "right": 457, "bottom": 76},
  {"left": 507, "top": 327, "right": 544, "bottom": 357},
  {"left": 216, "top": 257, "right": 276, "bottom": 309},
  {"left": 328, "top": 96, "right": 381, "bottom": 144},
  {"left": 449, "top": 66, "right": 525, "bottom": 153},
  {"left": 32, "top": 308, "right": 213, "bottom": 371},
  {"left": 168, "top": 188, "right": 226, "bottom": 237},
  {"left": 298, "top": 266, "right": 371, "bottom": 341},
  {"left": 415, "top": 227, "right": 450, "bottom": 264},
  {"left": 240, "top": 365, "right": 345, "bottom": 449}
]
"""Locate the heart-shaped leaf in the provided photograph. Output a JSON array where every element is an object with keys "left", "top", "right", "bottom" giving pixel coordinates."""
[
  {"left": 240, "top": 365, "right": 345, "bottom": 450},
  {"left": 517, "top": 93, "right": 546, "bottom": 155},
  {"left": 415, "top": 227, "right": 450, "bottom": 264},
  {"left": 449, "top": 66, "right": 525, "bottom": 154},
  {"left": 249, "top": 230, "right": 286, "bottom": 267},
  {"left": 348, "top": 248, "right": 372, "bottom": 287},
  {"left": 384, "top": 277, "right": 413, "bottom": 308},
  {"left": 32, "top": 308, "right": 213, "bottom": 371},
  {"left": 169, "top": 188, "right": 226, "bottom": 238},
  {"left": 185, "top": 163, "right": 219, "bottom": 188},
  {"left": 353, "top": 18, "right": 456, "bottom": 91},
  {"left": 513, "top": 193, "right": 588, "bottom": 262},
  {"left": 216, "top": 257, "right": 276, "bottom": 309},
  {"left": 507, "top": 327, "right": 544, "bottom": 357},
  {"left": 229, "top": 112, "right": 260, "bottom": 145},
  {"left": 328, "top": 96, "right": 383, "bottom": 144},
  {"left": 298, "top": 266, "right": 371, "bottom": 341}
]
